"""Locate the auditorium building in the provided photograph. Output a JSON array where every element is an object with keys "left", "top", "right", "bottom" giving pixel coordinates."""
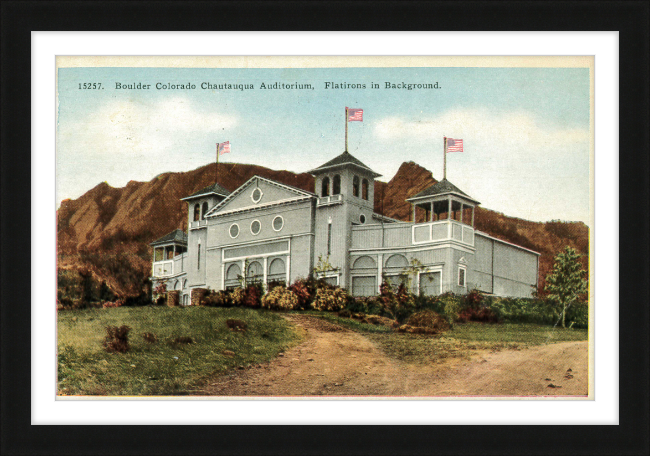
[{"left": 150, "top": 151, "right": 539, "bottom": 306}]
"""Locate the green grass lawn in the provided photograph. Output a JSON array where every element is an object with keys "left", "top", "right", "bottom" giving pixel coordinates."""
[
  {"left": 58, "top": 306, "right": 302, "bottom": 396},
  {"left": 304, "top": 312, "right": 588, "bottom": 365}
]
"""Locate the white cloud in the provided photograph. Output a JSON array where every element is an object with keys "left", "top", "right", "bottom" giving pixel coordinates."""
[
  {"left": 57, "top": 97, "right": 238, "bottom": 203},
  {"left": 374, "top": 108, "right": 589, "bottom": 158}
]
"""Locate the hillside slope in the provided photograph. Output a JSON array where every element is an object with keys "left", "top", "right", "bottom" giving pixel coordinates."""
[{"left": 57, "top": 161, "right": 588, "bottom": 297}]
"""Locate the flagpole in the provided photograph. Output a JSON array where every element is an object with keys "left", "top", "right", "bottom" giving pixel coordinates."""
[
  {"left": 216, "top": 143, "right": 220, "bottom": 184},
  {"left": 443, "top": 136, "right": 447, "bottom": 180},
  {"left": 345, "top": 107, "right": 349, "bottom": 152}
]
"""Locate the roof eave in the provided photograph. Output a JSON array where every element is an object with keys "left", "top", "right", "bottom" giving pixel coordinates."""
[
  {"left": 406, "top": 192, "right": 480, "bottom": 205},
  {"left": 308, "top": 162, "right": 381, "bottom": 177},
  {"left": 180, "top": 191, "right": 229, "bottom": 201}
]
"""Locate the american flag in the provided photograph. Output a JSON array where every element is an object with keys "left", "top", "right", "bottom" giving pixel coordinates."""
[
  {"left": 446, "top": 138, "right": 463, "bottom": 153},
  {"left": 347, "top": 108, "right": 363, "bottom": 122},
  {"left": 217, "top": 141, "right": 231, "bottom": 156}
]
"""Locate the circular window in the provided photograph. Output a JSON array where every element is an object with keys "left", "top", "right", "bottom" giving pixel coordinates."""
[
  {"left": 250, "top": 219, "right": 261, "bottom": 235},
  {"left": 251, "top": 188, "right": 263, "bottom": 203},
  {"left": 359, "top": 214, "right": 366, "bottom": 224},
  {"left": 272, "top": 215, "right": 284, "bottom": 232},
  {"left": 229, "top": 223, "right": 239, "bottom": 238}
]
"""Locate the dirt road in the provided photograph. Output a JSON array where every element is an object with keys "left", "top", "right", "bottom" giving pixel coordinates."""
[{"left": 196, "top": 315, "right": 588, "bottom": 397}]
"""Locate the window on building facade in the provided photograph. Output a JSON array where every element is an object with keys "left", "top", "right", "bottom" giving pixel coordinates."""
[
  {"left": 333, "top": 175, "right": 341, "bottom": 195},
  {"left": 359, "top": 214, "right": 366, "bottom": 224},
  {"left": 193, "top": 204, "right": 200, "bottom": 221},
  {"left": 272, "top": 215, "right": 284, "bottom": 231},
  {"left": 321, "top": 177, "right": 330, "bottom": 197},
  {"left": 458, "top": 266, "right": 466, "bottom": 287},
  {"left": 250, "top": 220, "right": 261, "bottom": 235},
  {"left": 362, "top": 179, "right": 369, "bottom": 200},
  {"left": 327, "top": 221, "right": 332, "bottom": 255},
  {"left": 229, "top": 223, "right": 239, "bottom": 238},
  {"left": 201, "top": 202, "right": 208, "bottom": 219},
  {"left": 197, "top": 244, "right": 201, "bottom": 269},
  {"left": 352, "top": 175, "right": 360, "bottom": 197},
  {"left": 251, "top": 187, "right": 263, "bottom": 203}
]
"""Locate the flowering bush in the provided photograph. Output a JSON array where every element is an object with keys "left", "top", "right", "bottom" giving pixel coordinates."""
[
  {"left": 457, "top": 306, "right": 499, "bottom": 323},
  {"left": 406, "top": 310, "right": 450, "bottom": 332},
  {"left": 230, "top": 287, "right": 246, "bottom": 307},
  {"left": 261, "top": 286, "right": 299, "bottom": 310},
  {"left": 289, "top": 279, "right": 312, "bottom": 309},
  {"left": 201, "top": 290, "right": 232, "bottom": 307},
  {"left": 243, "top": 284, "right": 263, "bottom": 308},
  {"left": 312, "top": 287, "right": 348, "bottom": 312}
]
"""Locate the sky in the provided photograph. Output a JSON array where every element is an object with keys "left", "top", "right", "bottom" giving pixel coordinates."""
[{"left": 57, "top": 66, "right": 591, "bottom": 224}]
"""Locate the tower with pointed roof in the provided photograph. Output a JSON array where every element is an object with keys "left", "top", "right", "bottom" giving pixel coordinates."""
[{"left": 308, "top": 151, "right": 382, "bottom": 289}]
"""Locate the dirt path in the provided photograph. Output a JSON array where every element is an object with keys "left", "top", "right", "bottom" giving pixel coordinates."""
[{"left": 195, "top": 315, "right": 588, "bottom": 397}]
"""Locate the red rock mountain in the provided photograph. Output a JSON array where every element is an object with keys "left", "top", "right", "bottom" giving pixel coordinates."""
[{"left": 57, "top": 161, "right": 588, "bottom": 297}]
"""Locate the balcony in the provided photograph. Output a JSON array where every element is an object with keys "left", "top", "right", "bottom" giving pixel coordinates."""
[
  {"left": 350, "top": 219, "right": 474, "bottom": 250},
  {"left": 317, "top": 194, "right": 343, "bottom": 207},
  {"left": 152, "top": 260, "right": 174, "bottom": 277},
  {"left": 190, "top": 219, "right": 208, "bottom": 229}
]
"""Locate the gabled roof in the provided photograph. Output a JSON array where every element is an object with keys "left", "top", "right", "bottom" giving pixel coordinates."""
[
  {"left": 407, "top": 178, "right": 480, "bottom": 205},
  {"left": 308, "top": 151, "right": 381, "bottom": 177},
  {"left": 180, "top": 182, "right": 231, "bottom": 201},
  {"left": 204, "top": 175, "right": 316, "bottom": 218},
  {"left": 150, "top": 229, "right": 188, "bottom": 246}
]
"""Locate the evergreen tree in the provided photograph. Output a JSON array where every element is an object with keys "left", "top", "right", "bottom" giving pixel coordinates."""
[{"left": 545, "top": 246, "right": 588, "bottom": 328}]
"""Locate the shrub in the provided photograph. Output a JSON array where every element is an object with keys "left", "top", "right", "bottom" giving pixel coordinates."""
[
  {"left": 463, "top": 288, "right": 484, "bottom": 309},
  {"left": 142, "top": 332, "right": 157, "bottom": 343},
  {"left": 378, "top": 282, "right": 416, "bottom": 323},
  {"left": 565, "top": 301, "right": 589, "bottom": 329},
  {"left": 457, "top": 306, "right": 500, "bottom": 324},
  {"left": 261, "top": 286, "right": 299, "bottom": 310},
  {"left": 289, "top": 279, "right": 312, "bottom": 309},
  {"left": 103, "top": 325, "right": 131, "bottom": 353},
  {"left": 439, "top": 293, "right": 462, "bottom": 325},
  {"left": 230, "top": 287, "right": 246, "bottom": 307},
  {"left": 406, "top": 310, "right": 450, "bottom": 332},
  {"left": 243, "top": 284, "right": 263, "bottom": 308},
  {"left": 202, "top": 290, "right": 232, "bottom": 307},
  {"left": 312, "top": 287, "right": 348, "bottom": 312}
]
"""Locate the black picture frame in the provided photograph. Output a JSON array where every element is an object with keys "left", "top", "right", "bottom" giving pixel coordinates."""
[{"left": 2, "top": 1, "right": 649, "bottom": 455}]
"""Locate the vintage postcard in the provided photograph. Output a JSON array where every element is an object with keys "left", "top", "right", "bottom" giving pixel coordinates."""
[{"left": 56, "top": 56, "right": 593, "bottom": 399}]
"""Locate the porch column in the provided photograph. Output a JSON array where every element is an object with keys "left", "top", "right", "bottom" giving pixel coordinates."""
[
  {"left": 377, "top": 254, "right": 383, "bottom": 294},
  {"left": 412, "top": 204, "right": 416, "bottom": 223},
  {"left": 460, "top": 203, "right": 464, "bottom": 224},
  {"left": 471, "top": 206, "right": 475, "bottom": 227},
  {"left": 430, "top": 202, "right": 434, "bottom": 222}
]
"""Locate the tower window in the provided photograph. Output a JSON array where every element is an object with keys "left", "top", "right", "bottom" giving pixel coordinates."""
[
  {"left": 197, "top": 245, "right": 201, "bottom": 270},
  {"left": 321, "top": 177, "right": 330, "bottom": 197},
  {"left": 327, "top": 220, "right": 332, "bottom": 255},
  {"left": 359, "top": 214, "right": 366, "bottom": 224},
  {"left": 193, "top": 203, "right": 200, "bottom": 221},
  {"left": 201, "top": 202, "right": 208, "bottom": 219},
  {"left": 333, "top": 175, "right": 341, "bottom": 195},
  {"left": 362, "top": 179, "right": 369, "bottom": 200},
  {"left": 352, "top": 175, "right": 360, "bottom": 197},
  {"left": 458, "top": 266, "right": 466, "bottom": 287}
]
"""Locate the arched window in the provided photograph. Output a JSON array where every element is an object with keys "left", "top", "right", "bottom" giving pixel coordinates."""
[
  {"left": 385, "top": 254, "right": 409, "bottom": 269},
  {"left": 201, "top": 202, "right": 208, "bottom": 219},
  {"left": 226, "top": 263, "right": 241, "bottom": 281},
  {"left": 352, "top": 175, "right": 360, "bottom": 197},
  {"left": 321, "top": 177, "right": 330, "bottom": 197},
  {"left": 193, "top": 204, "right": 200, "bottom": 221},
  {"left": 362, "top": 179, "right": 369, "bottom": 200},
  {"left": 246, "top": 261, "right": 263, "bottom": 285},
  {"left": 332, "top": 175, "right": 341, "bottom": 195},
  {"left": 352, "top": 255, "right": 376, "bottom": 269}
]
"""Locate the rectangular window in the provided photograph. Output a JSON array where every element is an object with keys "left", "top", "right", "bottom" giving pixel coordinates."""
[
  {"left": 197, "top": 245, "right": 201, "bottom": 270},
  {"left": 458, "top": 267, "right": 466, "bottom": 287},
  {"left": 327, "top": 222, "right": 332, "bottom": 256}
]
